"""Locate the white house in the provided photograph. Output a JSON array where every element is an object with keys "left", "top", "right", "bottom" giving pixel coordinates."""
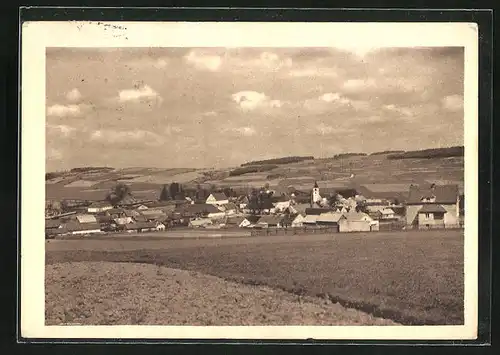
[
  {"left": 206, "top": 192, "right": 229, "bottom": 205},
  {"left": 87, "top": 202, "right": 113, "bottom": 214},
  {"left": 155, "top": 222, "right": 166, "bottom": 231},
  {"left": 272, "top": 200, "right": 292, "bottom": 213},
  {"left": 291, "top": 214, "right": 305, "bottom": 227},
  {"left": 377, "top": 207, "right": 396, "bottom": 220},
  {"left": 136, "top": 204, "right": 149, "bottom": 211}
]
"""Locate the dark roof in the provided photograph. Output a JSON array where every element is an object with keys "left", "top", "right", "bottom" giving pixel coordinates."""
[
  {"left": 124, "top": 221, "right": 157, "bottom": 230},
  {"left": 107, "top": 208, "right": 125, "bottom": 215},
  {"left": 246, "top": 215, "right": 261, "bottom": 224},
  {"left": 224, "top": 202, "right": 238, "bottom": 210},
  {"left": 305, "top": 207, "right": 334, "bottom": 216},
  {"left": 45, "top": 219, "right": 62, "bottom": 229},
  {"left": 209, "top": 192, "right": 228, "bottom": 201},
  {"left": 418, "top": 204, "right": 447, "bottom": 213},
  {"left": 271, "top": 195, "right": 289, "bottom": 203},
  {"left": 65, "top": 222, "right": 101, "bottom": 232},
  {"left": 407, "top": 184, "right": 459, "bottom": 204},
  {"left": 96, "top": 215, "right": 113, "bottom": 223},
  {"left": 257, "top": 215, "right": 282, "bottom": 225},
  {"left": 225, "top": 216, "right": 246, "bottom": 225},
  {"left": 89, "top": 201, "right": 112, "bottom": 208},
  {"left": 181, "top": 203, "right": 221, "bottom": 215}
]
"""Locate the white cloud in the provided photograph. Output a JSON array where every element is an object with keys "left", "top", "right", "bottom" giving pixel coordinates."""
[
  {"left": 342, "top": 78, "right": 377, "bottom": 91},
  {"left": 118, "top": 85, "right": 162, "bottom": 102},
  {"left": 47, "top": 104, "right": 82, "bottom": 117},
  {"left": 202, "top": 111, "right": 218, "bottom": 117},
  {"left": 383, "top": 104, "right": 414, "bottom": 117},
  {"left": 47, "top": 148, "right": 63, "bottom": 160},
  {"left": 47, "top": 124, "right": 76, "bottom": 137},
  {"left": 234, "top": 126, "right": 257, "bottom": 136},
  {"left": 306, "top": 123, "right": 349, "bottom": 136},
  {"left": 155, "top": 59, "right": 168, "bottom": 68},
  {"left": 318, "top": 92, "right": 351, "bottom": 105},
  {"left": 90, "top": 129, "right": 164, "bottom": 146},
  {"left": 289, "top": 67, "right": 338, "bottom": 78},
  {"left": 164, "top": 126, "right": 182, "bottom": 135},
  {"left": 184, "top": 50, "right": 222, "bottom": 72},
  {"left": 66, "top": 88, "right": 82, "bottom": 102},
  {"left": 441, "top": 95, "right": 464, "bottom": 112},
  {"left": 231, "top": 91, "right": 282, "bottom": 111}
]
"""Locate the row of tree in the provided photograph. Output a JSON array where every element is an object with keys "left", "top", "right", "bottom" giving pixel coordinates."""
[{"left": 241, "top": 156, "right": 315, "bottom": 167}]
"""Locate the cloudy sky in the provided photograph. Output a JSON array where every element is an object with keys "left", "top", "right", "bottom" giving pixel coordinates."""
[{"left": 45, "top": 46, "right": 464, "bottom": 172}]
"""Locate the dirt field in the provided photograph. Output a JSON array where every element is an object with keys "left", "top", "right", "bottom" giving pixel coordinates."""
[
  {"left": 46, "top": 261, "right": 399, "bottom": 326},
  {"left": 46, "top": 230, "right": 464, "bottom": 325}
]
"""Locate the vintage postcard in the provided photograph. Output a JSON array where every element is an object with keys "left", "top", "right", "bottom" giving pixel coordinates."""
[{"left": 21, "top": 21, "right": 478, "bottom": 340}]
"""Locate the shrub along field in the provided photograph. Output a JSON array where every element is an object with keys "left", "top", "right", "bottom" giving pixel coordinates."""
[{"left": 46, "top": 230, "right": 464, "bottom": 325}]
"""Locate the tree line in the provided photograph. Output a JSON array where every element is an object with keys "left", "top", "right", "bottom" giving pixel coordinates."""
[
  {"left": 240, "top": 156, "right": 315, "bottom": 167},
  {"left": 387, "top": 146, "right": 464, "bottom": 160}
]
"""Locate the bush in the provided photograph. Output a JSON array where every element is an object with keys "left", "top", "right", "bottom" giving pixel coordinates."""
[
  {"left": 387, "top": 146, "right": 464, "bottom": 160},
  {"left": 229, "top": 165, "right": 278, "bottom": 176},
  {"left": 241, "top": 156, "right": 314, "bottom": 167}
]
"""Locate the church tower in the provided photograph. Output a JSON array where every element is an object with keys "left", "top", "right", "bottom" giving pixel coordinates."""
[{"left": 311, "top": 181, "right": 321, "bottom": 207}]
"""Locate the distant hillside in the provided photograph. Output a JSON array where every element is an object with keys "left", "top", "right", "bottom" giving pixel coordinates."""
[
  {"left": 229, "top": 164, "right": 278, "bottom": 176},
  {"left": 387, "top": 146, "right": 464, "bottom": 160},
  {"left": 332, "top": 153, "right": 367, "bottom": 160},
  {"left": 370, "top": 150, "right": 405, "bottom": 156},
  {"left": 241, "top": 156, "right": 314, "bottom": 167}
]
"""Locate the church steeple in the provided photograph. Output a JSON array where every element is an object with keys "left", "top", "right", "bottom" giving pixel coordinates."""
[{"left": 311, "top": 181, "right": 321, "bottom": 207}]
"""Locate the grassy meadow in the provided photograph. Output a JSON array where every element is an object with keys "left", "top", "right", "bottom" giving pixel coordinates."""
[{"left": 46, "top": 230, "right": 464, "bottom": 325}]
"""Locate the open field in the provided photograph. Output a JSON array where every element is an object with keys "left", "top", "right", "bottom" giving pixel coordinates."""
[
  {"left": 46, "top": 230, "right": 464, "bottom": 325},
  {"left": 46, "top": 261, "right": 399, "bottom": 326},
  {"left": 45, "top": 155, "right": 463, "bottom": 201}
]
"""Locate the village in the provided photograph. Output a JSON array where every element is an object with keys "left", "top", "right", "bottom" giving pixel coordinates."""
[{"left": 45, "top": 180, "right": 464, "bottom": 238}]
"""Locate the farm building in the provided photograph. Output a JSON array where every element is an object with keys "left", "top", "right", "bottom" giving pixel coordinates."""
[
  {"left": 316, "top": 212, "right": 344, "bottom": 229},
  {"left": 291, "top": 214, "right": 305, "bottom": 227},
  {"left": 405, "top": 184, "right": 460, "bottom": 228},
  {"left": 189, "top": 218, "right": 213, "bottom": 228},
  {"left": 256, "top": 215, "right": 282, "bottom": 228},
  {"left": 124, "top": 221, "right": 157, "bottom": 233},
  {"left": 63, "top": 222, "right": 103, "bottom": 235},
  {"left": 76, "top": 214, "right": 98, "bottom": 224},
  {"left": 113, "top": 217, "right": 134, "bottom": 226},
  {"left": 302, "top": 214, "right": 319, "bottom": 225},
  {"left": 180, "top": 203, "right": 221, "bottom": 218},
  {"left": 225, "top": 216, "right": 252, "bottom": 228},
  {"left": 87, "top": 201, "right": 113, "bottom": 214},
  {"left": 140, "top": 209, "right": 166, "bottom": 221},
  {"left": 45, "top": 219, "right": 64, "bottom": 237},
  {"left": 206, "top": 192, "right": 229, "bottom": 205},
  {"left": 339, "top": 212, "right": 379, "bottom": 232},
  {"left": 106, "top": 208, "right": 125, "bottom": 218}
]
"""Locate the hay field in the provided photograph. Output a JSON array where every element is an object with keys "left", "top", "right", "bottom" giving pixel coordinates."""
[
  {"left": 46, "top": 262, "right": 398, "bottom": 326},
  {"left": 46, "top": 230, "right": 464, "bottom": 325}
]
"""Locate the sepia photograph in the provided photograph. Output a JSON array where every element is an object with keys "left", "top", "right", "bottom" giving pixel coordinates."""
[{"left": 21, "top": 21, "right": 478, "bottom": 340}]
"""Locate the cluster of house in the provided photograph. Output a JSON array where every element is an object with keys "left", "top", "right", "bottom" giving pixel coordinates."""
[{"left": 45, "top": 182, "right": 462, "bottom": 238}]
